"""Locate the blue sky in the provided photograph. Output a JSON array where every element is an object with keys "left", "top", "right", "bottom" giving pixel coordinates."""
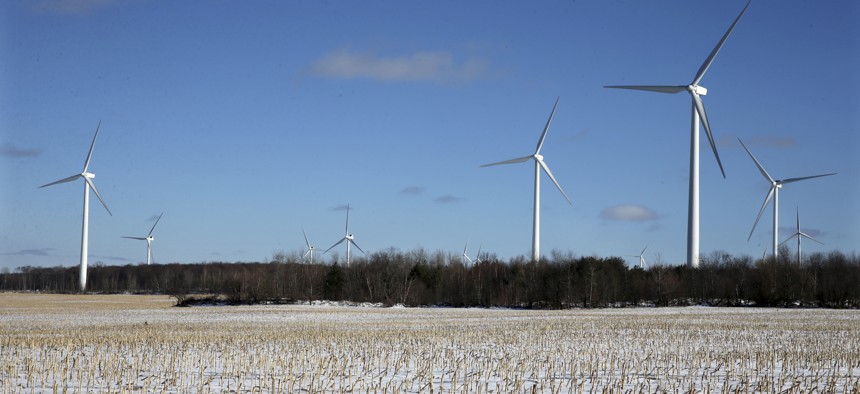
[{"left": 1, "top": 0, "right": 857, "bottom": 270}]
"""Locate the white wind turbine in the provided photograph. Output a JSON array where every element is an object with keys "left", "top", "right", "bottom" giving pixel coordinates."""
[
  {"left": 481, "top": 97, "right": 572, "bottom": 262},
  {"left": 739, "top": 138, "right": 835, "bottom": 261},
  {"left": 780, "top": 207, "right": 823, "bottom": 266},
  {"left": 324, "top": 204, "right": 364, "bottom": 267},
  {"left": 122, "top": 212, "right": 163, "bottom": 265},
  {"left": 605, "top": 0, "right": 752, "bottom": 268},
  {"left": 39, "top": 121, "right": 112, "bottom": 291},
  {"left": 630, "top": 244, "right": 649, "bottom": 269},
  {"left": 463, "top": 241, "right": 480, "bottom": 265},
  {"left": 301, "top": 226, "right": 318, "bottom": 264}
]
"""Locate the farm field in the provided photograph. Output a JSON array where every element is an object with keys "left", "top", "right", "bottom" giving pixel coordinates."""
[{"left": 1, "top": 293, "right": 859, "bottom": 393}]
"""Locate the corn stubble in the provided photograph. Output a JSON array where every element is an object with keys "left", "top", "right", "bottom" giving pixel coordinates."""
[{"left": 1, "top": 294, "right": 858, "bottom": 392}]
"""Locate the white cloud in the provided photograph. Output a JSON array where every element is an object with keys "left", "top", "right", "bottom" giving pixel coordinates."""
[
  {"left": 600, "top": 204, "right": 659, "bottom": 222},
  {"left": 310, "top": 49, "right": 487, "bottom": 82}
]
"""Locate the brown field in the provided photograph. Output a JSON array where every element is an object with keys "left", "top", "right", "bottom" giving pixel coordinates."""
[{"left": 1, "top": 293, "right": 859, "bottom": 393}]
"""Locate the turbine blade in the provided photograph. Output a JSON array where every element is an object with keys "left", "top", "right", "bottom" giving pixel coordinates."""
[
  {"left": 692, "top": 93, "right": 725, "bottom": 178},
  {"left": 463, "top": 241, "right": 469, "bottom": 256},
  {"left": 122, "top": 236, "right": 147, "bottom": 240},
  {"left": 778, "top": 234, "right": 798, "bottom": 246},
  {"left": 800, "top": 233, "right": 824, "bottom": 245},
  {"left": 39, "top": 174, "right": 81, "bottom": 188},
  {"left": 538, "top": 159, "right": 573, "bottom": 205},
  {"left": 480, "top": 155, "right": 532, "bottom": 167},
  {"left": 640, "top": 244, "right": 649, "bottom": 255},
  {"left": 737, "top": 138, "right": 775, "bottom": 183},
  {"left": 747, "top": 186, "right": 775, "bottom": 241},
  {"left": 302, "top": 225, "right": 311, "bottom": 248},
  {"left": 692, "top": 0, "right": 752, "bottom": 85},
  {"left": 148, "top": 212, "right": 164, "bottom": 236},
  {"left": 535, "top": 97, "right": 559, "bottom": 155},
  {"left": 603, "top": 85, "right": 686, "bottom": 94},
  {"left": 303, "top": 249, "right": 311, "bottom": 258},
  {"left": 83, "top": 120, "right": 102, "bottom": 172},
  {"left": 324, "top": 238, "right": 346, "bottom": 253},
  {"left": 796, "top": 207, "right": 800, "bottom": 232},
  {"left": 345, "top": 204, "right": 350, "bottom": 235},
  {"left": 350, "top": 240, "right": 365, "bottom": 254},
  {"left": 779, "top": 173, "right": 837, "bottom": 185},
  {"left": 85, "top": 177, "right": 112, "bottom": 216}
]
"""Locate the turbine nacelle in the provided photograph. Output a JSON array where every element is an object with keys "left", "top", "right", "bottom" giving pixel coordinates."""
[
  {"left": 533, "top": 154, "right": 544, "bottom": 162},
  {"left": 83, "top": 172, "right": 95, "bottom": 179},
  {"left": 688, "top": 85, "right": 708, "bottom": 96}
]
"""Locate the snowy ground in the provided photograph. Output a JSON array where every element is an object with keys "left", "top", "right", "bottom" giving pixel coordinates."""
[{"left": 1, "top": 293, "right": 858, "bottom": 393}]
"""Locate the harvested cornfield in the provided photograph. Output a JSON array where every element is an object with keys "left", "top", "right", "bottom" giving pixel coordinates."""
[{"left": 1, "top": 293, "right": 858, "bottom": 392}]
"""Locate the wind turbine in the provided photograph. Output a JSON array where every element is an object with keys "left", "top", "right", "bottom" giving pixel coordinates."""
[
  {"left": 122, "top": 212, "right": 163, "bottom": 265},
  {"left": 605, "top": 0, "right": 751, "bottom": 268},
  {"left": 39, "top": 121, "right": 112, "bottom": 291},
  {"left": 324, "top": 204, "right": 364, "bottom": 267},
  {"left": 301, "top": 226, "right": 317, "bottom": 264},
  {"left": 738, "top": 138, "right": 835, "bottom": 260},
  {"left": 630, "top": 244, "right": 649, "bottom": 269},
  {"left": 780, "top": 207, "right": 823, "bottom": 266},
  {"left": 462, "top": 241, "right": 474, "bottom": 265},
  {"left": 481, "top": 97, "right": 572, "bottom": 262}
]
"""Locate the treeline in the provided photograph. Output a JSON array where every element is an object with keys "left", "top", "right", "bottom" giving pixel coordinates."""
[{"left": 2, "top": 249, "right": 859, "bottom": 308}]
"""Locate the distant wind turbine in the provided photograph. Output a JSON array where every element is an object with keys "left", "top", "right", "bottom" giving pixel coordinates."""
[
  {"left": 302, "top": 226, "right": 318, "bottom": 264},
  {"left": 122, "top": 212, "right": 163, "bottom": 265},
  {"left": 630, "top": 244, "right": 649, "bottom": 269},
  {"left": 462, "top": 241, "right": 475, "bottom": 265},
  {"left": 39, "top": 121, "right": 112, "bottom": 291},
  {"left": 780, "top": 207, "right": 823, "bottom": 266},
  {"left": 324, "top": 204, "right": 364, "bottom": 267},
  {"left": 481, "top": 97, "right": 572, "bottom": 262},
  {"left": 738, "top": 138, "right": 835, "bottom": 261},
  {"left": 605, "top": 0, "right": 752, "bottom": 268}
]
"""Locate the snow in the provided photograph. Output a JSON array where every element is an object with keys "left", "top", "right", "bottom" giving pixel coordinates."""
[{"left": 1, "top": 294, "right": 858, "bottom": 392}]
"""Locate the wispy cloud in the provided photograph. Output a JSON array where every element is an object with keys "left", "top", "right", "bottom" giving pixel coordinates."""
[
  {"left": 92, "top": 254, "right": 132, "bottom": 262},
  {"left": 719, "top": 135, "right": 796, "bottom": 149},
  {"left": 779, "top": 226, "right": 824, "bottom": 239},
  {"left": 330, "top": 204, "right": 351, "bottom": 212},
  {"left": 27, "top": 0, "right": 122, "bottom": 14},
  {"left": 0, "top": 143, "right": 41, "bottom": 158},
  {"left": 600, "top": 204, "right": 659, "bottom": 222},
  {"left": 5, "top": 248, "right": 55, "bottom": 256},
  {"left": 310, "top": 49, "right": 487, "bottom": 83},
  {"left": 434, "top": 195, "right": 465, "bottom": 204},
  {"left": 400, "top": 186, "right": 425, "bottom": 195}
]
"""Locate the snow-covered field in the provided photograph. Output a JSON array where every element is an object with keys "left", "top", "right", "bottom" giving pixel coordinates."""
[{"left": 1, "top": 293, "right": 858, "bottom": 393}]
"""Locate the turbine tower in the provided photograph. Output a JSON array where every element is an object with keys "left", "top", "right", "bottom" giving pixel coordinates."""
[
  {"left": 481, "top": 97, "right": 572, "bottom": 262},
  {"left": 302, "top": 226, "right": 317, "bottom": 264},
  {"left": 122, "top": 212, "right": 163, "bottom": 265},
  {"left": 605, "top": 0, "right": 752, "bottom": 268},
  {"left": 324, "top": 204, "right": 364, "bottom": 267},
  {"left": 738, "top": 138, "right": 835, "bottom": 260},
  {"left": 780, "top": 207, "right": 823, "bottom": 266},
  {"left": 39, "top": 121, "right": 112, "bottom": 291}
]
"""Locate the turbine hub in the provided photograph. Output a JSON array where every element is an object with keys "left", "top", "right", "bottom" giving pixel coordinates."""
[
  {"left": 689, "top": 84, "right": 708, "bottom": 96},
  {"left": 147, "top": 236, "right": 154, "bottom": 241},
  {"left": 346, "top": 234, "right": 354, "bottom": 240},
  {"left": 533, "top": 154, "right": 544, "bottom": 161},
  {"left": 83, "top": 172, "right": 95, "bottom": 179}
]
